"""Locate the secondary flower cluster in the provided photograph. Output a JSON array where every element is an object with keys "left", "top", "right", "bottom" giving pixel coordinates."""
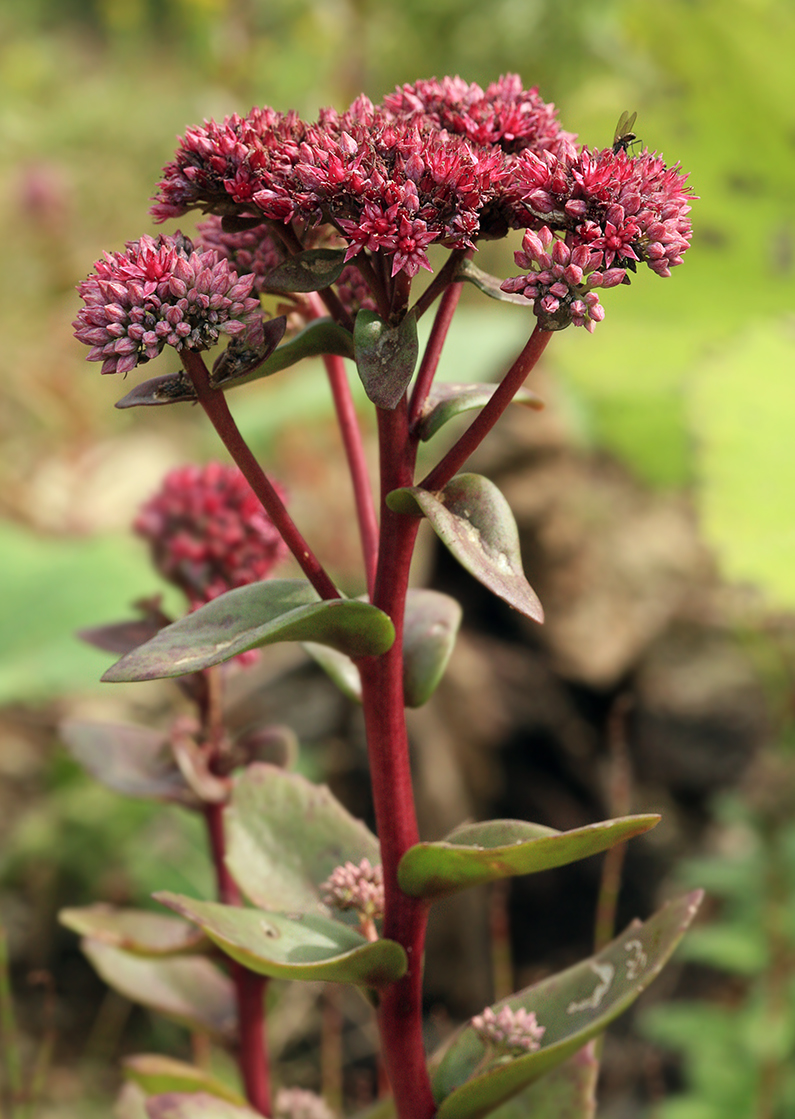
[
  {"left": 471, "top": 1005, "right": 546, "bottom": 1054},
  {"left": 134, "top": 462, "right": 288, "bottom": 608},
  {"left": 321, "top": 858, "right": 385, "bottom": 923},
  {"left": 73, "top": 233, "right": 262, "bottom": 375}
]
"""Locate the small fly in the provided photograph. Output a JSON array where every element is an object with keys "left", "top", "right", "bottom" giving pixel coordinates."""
[{"left": 612, "top": 110, "right": 639, "bottom": 154}]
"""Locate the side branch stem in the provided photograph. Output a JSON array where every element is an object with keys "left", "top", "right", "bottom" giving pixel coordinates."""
[
  {"left": 357, "top": 402, "right": 435, "bottom": 1119},
  {"left": 421, "top": 324, "right": 552, "bottom": 492},
  {"left": 408, "top": 280, "right": 463, "bottom": 427},
  {"left": 181, "top": 350, "right": 339, "bottom": 601}
]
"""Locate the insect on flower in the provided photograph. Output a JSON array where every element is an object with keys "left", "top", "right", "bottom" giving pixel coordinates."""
[{"left": 612, "top": 110, "right": 639, "bottom": 154}]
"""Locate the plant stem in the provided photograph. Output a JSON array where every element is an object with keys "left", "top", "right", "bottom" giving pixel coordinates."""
[
  {"left": 357, "top": 401, "right": 435, "bottom": 1119},
  {"left": 420, "top": 324, "right": 553, "bottom": 492},
  {"left": 205, "top": 801, "right": 272, "bottom": 1116},
  {"left": 408, "top": 280, "right": 463, "bottom": 428},
  {"left": 181, "top": 350, "right": 339, "bottom": 601}
]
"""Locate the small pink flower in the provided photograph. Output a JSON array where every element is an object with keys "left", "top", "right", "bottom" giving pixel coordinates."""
[
  {"left": 471, "top": 1005, "right": 545, "bottom": 1053},
  {"left": 321, "top": 858, "right": 384, "bottom": 923},
  {"left": 74, "top": 233, "right": 262, "bottom": 375},
  {"left": 133, "top": 462, "right": 288, "bottom": 609}
]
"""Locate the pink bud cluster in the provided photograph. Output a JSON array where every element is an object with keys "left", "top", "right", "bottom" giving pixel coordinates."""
[
  {"left": 320, "top": 858, "right": 385, "bottom": 922},
  {"left": 274, "top": 1088, "right": 336, "bottom": 1119},
  {"left": 73, "top": 233, "right": 263, "bottom": 375},
  {"left": 133, "top": 462, "right": 288, "bottom": 608},
  {"left": 471, "top": 1005, "right": 545, "bottom": 1053}
]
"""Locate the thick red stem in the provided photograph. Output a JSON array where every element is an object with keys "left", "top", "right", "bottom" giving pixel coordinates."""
[
  {"left": 408, "top": 280, "right": 463, "bottom": 428},
  {"left": 357, "top": 402, "right": 435, "bottom": 1119},
  {"left": 181, "top": 350, "right": 339, "bottom": 602},
  {"left": 421, "top": 324, "right": 553, "bottom": 492}
]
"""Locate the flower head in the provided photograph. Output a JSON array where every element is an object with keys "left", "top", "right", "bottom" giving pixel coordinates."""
[
  {"left": 321, "top": 858, "right": 384, "bottom": 923},
  {"left": 73, "top": 233, "right": 262, "bottom": 375},
  {"left": 471, "top": 1005, "right": 545, "bottom": 1054},
  {"left": 133, "top": 462, "right": 288, "bottom": 608}
]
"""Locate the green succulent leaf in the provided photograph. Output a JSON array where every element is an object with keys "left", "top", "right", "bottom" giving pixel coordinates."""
[
  {"left": 225, "top": 763, "right": 380, "bottom": 919},
  {"left": 485, "top": 1044, "right": 598, "bottom": 1118},
  {"left": 144, "top": 1094, "right": 261, "bottom": 1119},
  {"left": 123, "top": 1056, "right": 247, "bottom": 1107},
  {"left": 455, "top": 259, "right": 532, "bottom": 305},
  {"left": 81, "top": 941, "right": 236, "bottom": 1041},
  {"left": 398, "top": 815, "right": 660, "bottom": 900},
  {"left": 155, "top": 893, "right": 406, "bottom": 988},
  {"left": 102, "top": 580, "right": 394, "bottom": 683},
  {"left": 60, "top": 720, "right": 197, "bottom": 806},
  {"left": 386, "top": 475, "right": 543, "bottom": 623},
  {"left": 430, "top": 891, "right": 703, "bottom": 1119},
  {"left": 354, "top": 309, "right": 419, "bottom": 409},
  {"left": 259, "top": 248, "right": 348, "bottom": 293},
  {"left": 416, "top": 383, "right": 544, "bottom": 442},
  {"left": 59, "top": 906, "right": 209, "bottom": 957}
]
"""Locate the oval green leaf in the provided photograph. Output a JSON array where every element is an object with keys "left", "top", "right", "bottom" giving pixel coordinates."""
[
  {"left": 416, "top": 384, "right": 543, "bottom": 442},
  {"left": 403, "top": 590, "right": 462, "bottom": 707},
  {"left": 60, "top": 721, "right": 197, "bottom": 806},
  {"left": 102, "top": 581, "right": 395, "bottom": 683},
  {"left": 225, "top": 763, "right": 380, "bottom": 920},
  {"left": 399, "top": 815, "right": 661, "bottom": 900},
  {"left": 431, "top": 891, "right": 703, "bottom": 1118},
  {"left": 115, "top": 371, "right": 198, "bottom": 409},
  {"left": 354, "top": 309, "right": 419, "bottom": 409},
  {"left": 145, "top": 1094, "right": 261, "bottom": 1119},
  {"left": 60, "top": 906, "right": 208, "bottom": 957},
  {"left": 155, "top": 893, "right": 406, "bottom": 989},
  {"left": 81, "top": 941, "right": 236, "bottom": 1041},
  {"left": 259, "top": 248, "right": 348, "bottom": 293},
  {"left": 209, "top": 316, "right": 287, "bottom": 387},
  {"left": 124, "top": 1056, "right": 247, "bottom": 1108},
  {"left": 485, "top": 1044, "right": 597, "bottom": 1119},
  {"left": 386, "top": 476, "right": 543, "bottom": 623}
]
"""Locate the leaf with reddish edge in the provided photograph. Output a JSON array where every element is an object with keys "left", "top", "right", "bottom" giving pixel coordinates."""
[
  {"left": 115, "top": 372, "right": 198, "bottom": 409},
  {"left": 124, "top": 1056, "right": 248, "bottom": 1107},
  {"left": 398, "top": 815, "right": 660, "bottom": 900},
  {"left": 303, "top": 588, "right": 462, "bottom": 708},
  {"left": 455, "top": 259, "right": 530, "bottom": 306},
  {"left": 209, "top": 316, "right": 287, "bottom": 387},
  {"left": 386, "top": 475, "right": 544, "bottom": 623},
  {"left": 485, "top": 1043, "right": 598, "bottom": 1118},
  {"left": 59, "top": 721, "right": 198, "bottom": 807},
  {"left": 259, "top": 248, "right": 348, "bottom": 293},
  {"left": 430, "top": 891, "right": 703, "bottom": 1119},
  {"left": 101, "top": 580, "right": 395, "bottom": 683},
  {"left": 78, "top": 600, "right": 171, "bottom": 654},
  {"left": 145, "top": 1094, "right": 261, "bottom": 1119},
  {"left": 416, "top": 383, "right": 544, "bottom": 442},
  {"left": 224, "top": 763, "right": 380, "bottom": 921},
  {"left": 354, "top": 309, "right": 419, "bottom": 409},
  {"left": 81, "top": 942, "right": 236, "bottom": 1042},
  {"left": 59, "top": 906, "right": 209, "bottom": 957},
  {"left": 155, "top": 893, "right": 407, "bottom": 989}
]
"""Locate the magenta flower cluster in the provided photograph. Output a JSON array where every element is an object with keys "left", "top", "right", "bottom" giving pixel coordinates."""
[
  {"left": 321, "top": 858, "right": 385, "bottom": 922},
  {"left": 133, "top": 462, "right": 288, "bottom": 608},
  {"left": 471, "top": 1005, "right": 546, "bottom": 1054},
  {"left": 73, "top": 233, "right": 263, "bottom": 375}
]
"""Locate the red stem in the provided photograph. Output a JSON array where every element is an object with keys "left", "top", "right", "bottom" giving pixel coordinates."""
[
  {"left": 357, "top": 401, "right": 435, "bottom": 1119},
  {"left": 205, "top": 803, "right": 271, "bottom": 1116},
  {"left": 408, "top": 280, "right": 464, "bottom": 428},
  {"left": 180, "top": 350, "right": 339, "bottom": 602},
  {"left": 421, "top": 324, "right": 553, "bottom": 492}
]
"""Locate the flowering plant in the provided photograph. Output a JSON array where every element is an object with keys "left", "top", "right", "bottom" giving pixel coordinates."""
[{"left": 65, "top": 75, "right": 701, "bottom": 1119}]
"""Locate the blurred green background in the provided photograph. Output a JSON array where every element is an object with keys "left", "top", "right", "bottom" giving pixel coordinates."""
[{"left": 1, "top": 0, "right": 795, "bottom": 1115}]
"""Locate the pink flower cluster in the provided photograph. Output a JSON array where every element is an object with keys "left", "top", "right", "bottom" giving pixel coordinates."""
[
  {"left": 321, "top": 858, "right": 385, "bottom": 922},
  {"left": 133, "top": 462, "right": 288, "bottom": 608},
  {"left": 471, "top": 1005, "right": 545, "bottom": 1053},
  {"left": 73, "top": 233, "right": 262, "bottom": 375},
  {"left": 274, "top": 1088, "right": 336, "bottom": 1119}
]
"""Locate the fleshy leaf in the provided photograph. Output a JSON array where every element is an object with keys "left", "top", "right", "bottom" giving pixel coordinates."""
[
  {"left": 354, "top": 309, "right": 419, "bottom": 409},
  {"left": 403, "top": 590, "right": 463, "bottom": 707},
  {"left": 209, "top": 317, "right": 287, "bottom": 387},
  {"left": 145, "top": 1094, "right": 261, "bottom": 1119},
  {"left": 431, "top": 891, "right": 703, "bottom": 1119},
  {"left": 416, "top": 383, "right": 543, "bottom": 442},
  {"left": 60, "top": 720, "right": 197, "bottom": 806},
  {"left": 386, "top": 476, "right": 544, "bottom": 623},
  {"left": 303, "top": 588, "right": 462, "bottom": 708},
  {"left": 259, "top": 248, "right": 348, "bottom": 293},
  {"left": 102, "top": 580, "right": 395, "bottom": 683},
  {"left": 485, "top": 1044, "right": 597, "bottom": 1118},
  {"left": 155, "top": 893, "right": 406, "bottom": 989},
  {"left": 59, "top": 905, "right": 208, "bottom": 956},
  {"left": 115, "top": 371, "right": 198, "bottom": 409},
  {"left": 225, "top": 763, "right": 380, "bottom": 918},
  {"left": 124, "top": 1056, "right": 247, "bottom": 1107},
  {"left": 455, "top": 259, "right": 531, "bottom": 305},
  {"left": 399, "top": 815, "right": 661, "bottom": 900},
  {"left": 81, "top": 941, "right": 236, "bottom": 1041}
]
